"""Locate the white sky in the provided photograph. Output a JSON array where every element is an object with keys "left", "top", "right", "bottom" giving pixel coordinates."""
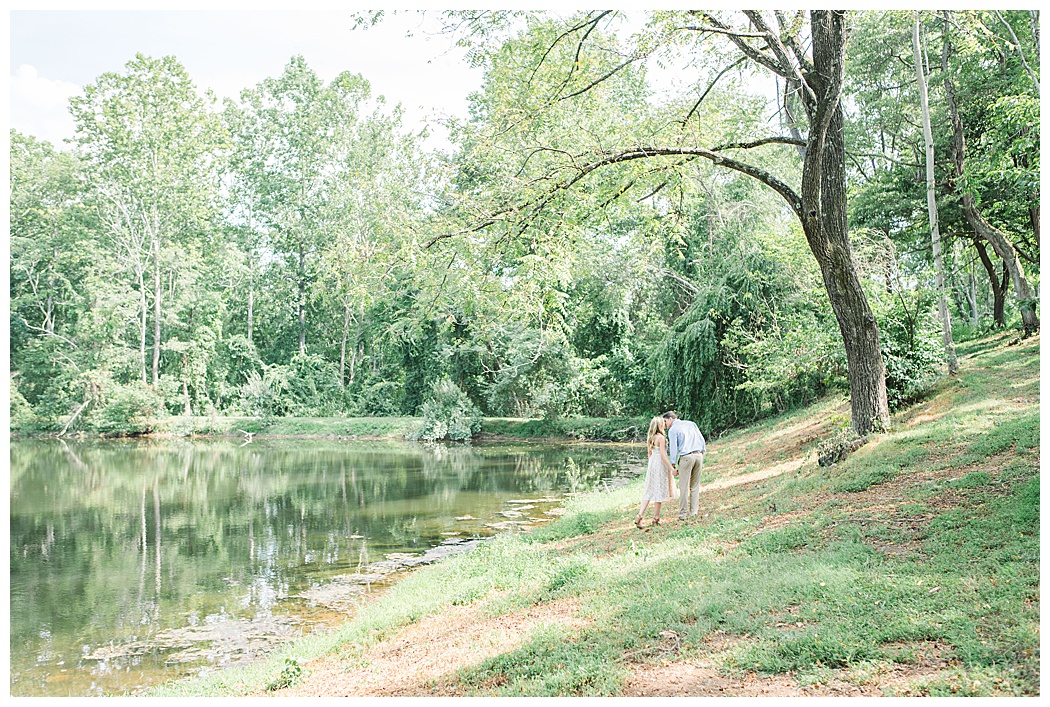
[
  {"left": 9, "top": 8, "right": 490, "bottom": 151},
  {"left": 7, "top": 4, "right": 762, "bottom": 152}
]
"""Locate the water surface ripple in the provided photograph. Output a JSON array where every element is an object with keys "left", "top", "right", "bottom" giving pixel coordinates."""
[{"left": 9, "top": 437, "right": 639, "bottom": 696}]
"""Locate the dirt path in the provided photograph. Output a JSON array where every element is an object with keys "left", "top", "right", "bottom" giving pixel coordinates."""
[
  {"left": 275, "top": 597, "right": 588, "bottom": 696},
  {"left": 700, "top": 456, "right": 808, "bottom": 490}
]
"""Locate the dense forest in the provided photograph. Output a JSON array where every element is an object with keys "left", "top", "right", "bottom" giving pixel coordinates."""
[{"left": 9, "top": 10, "right": 1040, "bottom": 439}]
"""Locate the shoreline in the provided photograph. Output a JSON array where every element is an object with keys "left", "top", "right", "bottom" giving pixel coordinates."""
[
  {"left": 11, "top": 430, "right": 646, "bottom": 445},
  {"left": 11, "top": 414, "right": 651, "bottom": 444},
  {"left": 134, "top": 462, "right": 644, "bottom": 697}
]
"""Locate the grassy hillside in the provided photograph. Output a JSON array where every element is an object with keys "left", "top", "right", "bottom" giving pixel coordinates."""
[{"left": 147, "top": 331, "right": 1039, "bottom": 697}]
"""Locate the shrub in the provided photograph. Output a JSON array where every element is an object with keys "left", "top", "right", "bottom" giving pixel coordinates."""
[
  {"left": 286, "top": 352, "right": 343, "bottom": 415},
  {"left": 157, "top": 374, "right": 185, "bottom": 415},
  {"left": 878, "top": 298, "right": 943, "bottom": 411},
  {"left": 10, "top": 379, "right": 39, "bottom": 432},
  {"left": 240, "top": 367, "right": 287, "bottom": 419},
  {"left": 89, "top": 381, "right": 166, "bottom": 435},
  {"left": 409, "top": 379, "right": 482, "bottom": 442},
  {"left": 356, "top": 380, "right": 405, "bottom": 416}
]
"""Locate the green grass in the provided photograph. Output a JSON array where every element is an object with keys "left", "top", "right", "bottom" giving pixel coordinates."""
[{"left": 146, "top": 333, "right": 1039, "bottom": 697}]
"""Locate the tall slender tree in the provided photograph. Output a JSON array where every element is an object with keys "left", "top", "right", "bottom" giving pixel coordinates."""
[
  {"left": 912, "top": 13, "right": 957, "bottom": 373},
  {"left": 225, "top": 57, "right": 373, "bottom": 357}
]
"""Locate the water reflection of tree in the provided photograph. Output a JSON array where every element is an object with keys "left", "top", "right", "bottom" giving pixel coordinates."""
[{"left": 9, "top": 438, "right": 634, "bottom": 684}]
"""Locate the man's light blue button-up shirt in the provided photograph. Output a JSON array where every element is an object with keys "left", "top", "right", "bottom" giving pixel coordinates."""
[{"left": 667, "top": 419, "right": 706, "bottom": 465}]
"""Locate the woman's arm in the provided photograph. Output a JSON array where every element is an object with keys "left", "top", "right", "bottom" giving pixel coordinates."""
[
  {"left": 657, "top": 435, "right": 675, "bottom": 475},
  {"left": 656, "top": 435, "right": 675, "bottom": 495}
]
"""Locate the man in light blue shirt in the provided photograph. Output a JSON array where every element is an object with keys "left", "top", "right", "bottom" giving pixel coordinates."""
[{"left": 662, "top": 411, "right": 706, "bottom": 520}]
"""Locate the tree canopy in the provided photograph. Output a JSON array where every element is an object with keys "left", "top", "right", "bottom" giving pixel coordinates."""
[{"left": 10, "top": 10, "right": 1039, "bottom": 439}]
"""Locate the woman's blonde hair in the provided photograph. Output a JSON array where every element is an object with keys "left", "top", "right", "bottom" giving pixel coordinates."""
[{"left": 646, "top": 416, "right": 664, "bottom": 453}]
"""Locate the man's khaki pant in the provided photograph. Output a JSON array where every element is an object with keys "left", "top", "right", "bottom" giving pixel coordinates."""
[{"left": 677, "top": 452, "right": 704, "bottom": 519}]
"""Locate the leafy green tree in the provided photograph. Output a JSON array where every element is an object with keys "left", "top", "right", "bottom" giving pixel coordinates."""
[
  {"left": 9, "top": 131, "right": 90, "bottom": 364},
  {"left": 9, "top": 131, "right": 94, "bottom": 427},
  {"left": 415, "top": 10, "right": 892, "bottom": 435},
  {"left": 846, "top": 11, "right": 1039, "bottom": 336},
  {"left": 942, "top": 11, "right": 1039, "bottom": 334},
  {"left": 226, "top": 57, "right": 372, "bottom": 359},
  {"left": 69, "top": 54, "right": 223, "bottom": 390}
]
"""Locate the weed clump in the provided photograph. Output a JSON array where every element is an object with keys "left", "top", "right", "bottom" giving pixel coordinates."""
[{"left": 265, "top": 658, "right": 303, "bottom": 691}]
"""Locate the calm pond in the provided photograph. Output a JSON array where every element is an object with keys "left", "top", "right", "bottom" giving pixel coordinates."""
[{"left": 9, "top": 437, "right": 641, "bottom": 696}]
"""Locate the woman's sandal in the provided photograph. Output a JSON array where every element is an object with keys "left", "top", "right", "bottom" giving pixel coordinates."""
[
  {"left": 653, "top": 517, "right": 662, "bottom": 526},
  {"left": 634, "top": 516, "right": 644, "bottom": 529}
]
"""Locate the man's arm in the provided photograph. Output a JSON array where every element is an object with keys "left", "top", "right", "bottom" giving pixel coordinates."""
[{"left": 668, "top": 426, "right": 680, "bottom": 465}]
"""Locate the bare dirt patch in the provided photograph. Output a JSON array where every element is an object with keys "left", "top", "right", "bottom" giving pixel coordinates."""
[
  {"left": 276, "top": 597, "right": 588, "bottom": 696},
  {"left": 704, "top": 456, "right": 810, "bottom": 491},
  {"left": 624, "top": 637, "right": 956, "bottom": 697},
  {"left": 897, "top": 387, "right": 958, "bottom": 429},
  {"left": 715, "top": 403, "right": 845, "bottom": 471}
]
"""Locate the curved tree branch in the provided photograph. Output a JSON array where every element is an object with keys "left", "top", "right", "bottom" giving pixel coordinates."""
[
  {"left": 711, "top": 136, "right": 806, "bottom": 151},
  {"left": 681, "top": 56, "right": 747, "bottom": 125},
  {"left": 994, "top": 10, "right": 1040, "bottom": 96},
  {"left": 527, "top": 10, "right": 613, "bottom": 86}
]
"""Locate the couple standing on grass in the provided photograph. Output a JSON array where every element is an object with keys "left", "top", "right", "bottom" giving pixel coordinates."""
[{"left": 634, "top": 411, "right": 706, "bottom": 528}]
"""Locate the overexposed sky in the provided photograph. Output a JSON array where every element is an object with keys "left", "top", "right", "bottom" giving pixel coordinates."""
[
  {"left": 10, "top": 9, "right": 488, "bottom": 150},
  {"left": 8, "top": 6, "right": 727, "bottom": 152}
]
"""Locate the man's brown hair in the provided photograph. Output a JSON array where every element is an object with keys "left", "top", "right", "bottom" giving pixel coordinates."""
[{"left": 662, "top": 411, "right": 678, "bottom": 420}]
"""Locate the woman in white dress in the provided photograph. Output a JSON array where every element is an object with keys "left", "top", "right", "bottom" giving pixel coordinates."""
[{"left": 634, "top": 416, "right": 676, "bottom": 528}]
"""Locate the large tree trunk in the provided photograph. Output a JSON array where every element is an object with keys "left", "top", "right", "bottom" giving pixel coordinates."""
[
  {"left": 995, "top": 264, "right": 1009, "bottom": 328},
  {"left": 803, "top": 11, "right": 890, "bottom": 435},
  {"left": 944, "top": 51, "right": 1039, "bottom": 334},
  {"left": 914, "top": 15, "right": 957, "bottom": 373}
]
